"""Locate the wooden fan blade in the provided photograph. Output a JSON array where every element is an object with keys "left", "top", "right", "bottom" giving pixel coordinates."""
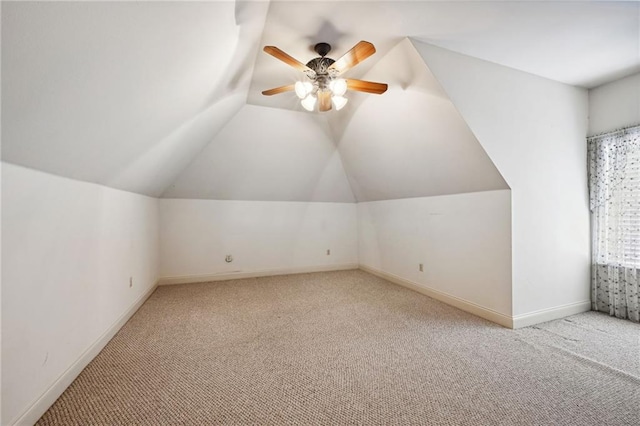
[
  {"left": 346, "top": 79, "right": 388, "bottom": 94},
  {"left": 328, "top": 41, "right": 376, "bottom": 74},
  {"left": 264, "top": 46, "right": 313, "bottom": 73},
  {"left": 318, "top": 91, "right": 332, "bottom": 112},
  {"left": 262, "top": 84, "right": 295, "bottom": 96}
]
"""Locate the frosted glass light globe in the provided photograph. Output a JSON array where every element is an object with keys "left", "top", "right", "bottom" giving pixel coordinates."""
[
  {"left": 301, "top": 94, "right": 317, "bottom": 111},
  {"left": 330, "top": 79, "right": 347, "bottom": 96},
  {"left": 332, "top": 95, "right": 348, "bottom": 111},
  {"left": 295, "top": 81, "right": 313, "bottom": 99}
]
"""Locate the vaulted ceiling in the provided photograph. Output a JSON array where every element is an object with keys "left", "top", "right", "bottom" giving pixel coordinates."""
[{"left": 3, "top": 1, "right": 638, "bottom": 202}]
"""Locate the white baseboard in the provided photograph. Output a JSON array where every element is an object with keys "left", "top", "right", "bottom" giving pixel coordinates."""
[
  {"left": 11, "top": 281, "right": 159, "bottom": 426},
  {"left": 158, "top": 263, "right": 359, "bottom": 286},
  {"left": 511, "top": 300, "right": 591, "bottom": 329},
  {"left": 359, "top": 265, "right": 592, "bottom": 330},
  {"left": 359, "top": 264, "right": 514, "bottom": 328}
]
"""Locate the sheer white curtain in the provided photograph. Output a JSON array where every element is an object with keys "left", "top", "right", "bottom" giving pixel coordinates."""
[{"left": 588, "top": 125, "right": 640, "bottom": 322}]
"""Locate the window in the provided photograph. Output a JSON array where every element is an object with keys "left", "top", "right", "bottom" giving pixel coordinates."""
[
  {"left": 596, "top": 147, "right": 640, "bottom": 268},
  {"left": 588, "top": 125, "right": 640, "bottom": 322}
]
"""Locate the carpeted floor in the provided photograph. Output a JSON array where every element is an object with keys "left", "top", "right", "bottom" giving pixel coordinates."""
[{"left": 38, "top": 270, "right": 639, "bottom": 425}]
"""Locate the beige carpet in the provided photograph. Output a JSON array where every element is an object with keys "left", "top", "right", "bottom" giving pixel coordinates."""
[{"left": 38, "top": 270, "right": 639, "bottom": 425}]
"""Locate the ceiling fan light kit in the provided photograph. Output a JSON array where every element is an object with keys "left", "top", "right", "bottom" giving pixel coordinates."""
[
  {"left": 330, "top": 79, "right": 348, "bottom": 96},
  {"left": 295, "top": 81, "right": 314, "bottom": 99},
  {"left": 300, "top": 94, "right": 317, "bottom": 111},
  {"left": 332, "top": 95, "right": 348, "bottom": 111},
  {"left": 262, "top": 41, "right": 388, "bottom": 112}
]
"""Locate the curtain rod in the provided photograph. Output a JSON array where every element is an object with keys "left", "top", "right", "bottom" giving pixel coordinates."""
[{"left": 588, "top": 123, "right": 640, "bottom": 139}]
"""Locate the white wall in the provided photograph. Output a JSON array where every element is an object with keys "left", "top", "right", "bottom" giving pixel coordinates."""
[
  {"left": 1, "top": 163, "right": 160, "bottom": 425},
  {"left": 413, "top": 41, "right": 591, "bottom": 318},
  {"left": 159, "top": 199, "right": 358, "bottom": 280},
  {"left": 589, "top": 72, "right": 640, "bottom": 135},
  {"left": 358, "top": 190, "right": 512, "bottom": 317}
]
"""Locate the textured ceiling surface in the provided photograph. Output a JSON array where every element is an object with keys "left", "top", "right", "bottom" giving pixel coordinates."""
[{"left": 2, "top": 1, "right": 636, "bottom": 202}]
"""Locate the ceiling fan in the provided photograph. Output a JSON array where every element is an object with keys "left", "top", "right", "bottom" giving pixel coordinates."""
[{"left": 261, "top": 41, "right": 388, "bottom": 112}]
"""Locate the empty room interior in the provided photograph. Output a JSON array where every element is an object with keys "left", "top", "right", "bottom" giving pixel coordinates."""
[{"left": 2, "top": 1, "right": 639, "bottom": 425}]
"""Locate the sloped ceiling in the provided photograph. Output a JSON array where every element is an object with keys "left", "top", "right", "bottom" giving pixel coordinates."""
[
  {"left": 2, "top": 1, "right": 637, "bottom": 202},
  {"left": 335, "top": 39, "right": 508, "bottom": 202},
  {"left": 163, "top": 105, "right": 355, "bottom": 202},
  {"left": 1, "top": 1, "right": 268, "bottom": 197}
]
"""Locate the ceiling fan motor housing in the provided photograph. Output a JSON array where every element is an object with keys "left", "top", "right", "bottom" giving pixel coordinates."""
[{"left": 306, "top": 57, "right": 336, "bottom": 90}]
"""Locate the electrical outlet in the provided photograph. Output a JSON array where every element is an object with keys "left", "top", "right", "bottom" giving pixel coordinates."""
[
  {"left": 327, "top": 249, "right": 331, "bottom": 255},
  {"left": 419, "top": 263, "right": 423, "bottom": 272},
  {"left": 129, "top": 277, "right": 133, "bottom": 287}
]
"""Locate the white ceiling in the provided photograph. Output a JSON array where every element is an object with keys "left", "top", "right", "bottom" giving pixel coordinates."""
[
  {"left": 251, "top": 0, "right": 640, "bottom": 113},
  {"left": 336, "top": 38, "right": 508, "bottom": 201},
  {"left": 2, "top": 1, "right": 637, "bottom": 202},
  {"left": 2, "top": 1, "right": 268, "bottom": 196}
]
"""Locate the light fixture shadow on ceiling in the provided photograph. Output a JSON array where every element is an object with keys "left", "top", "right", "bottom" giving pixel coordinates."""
[{"left": 303, "top": 20, "right": 349, "bottom": 55}]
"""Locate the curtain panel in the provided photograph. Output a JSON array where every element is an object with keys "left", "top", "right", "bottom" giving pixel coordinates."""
[{"left": 588, "top": 125, "right": 640, "bottom": 323}]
